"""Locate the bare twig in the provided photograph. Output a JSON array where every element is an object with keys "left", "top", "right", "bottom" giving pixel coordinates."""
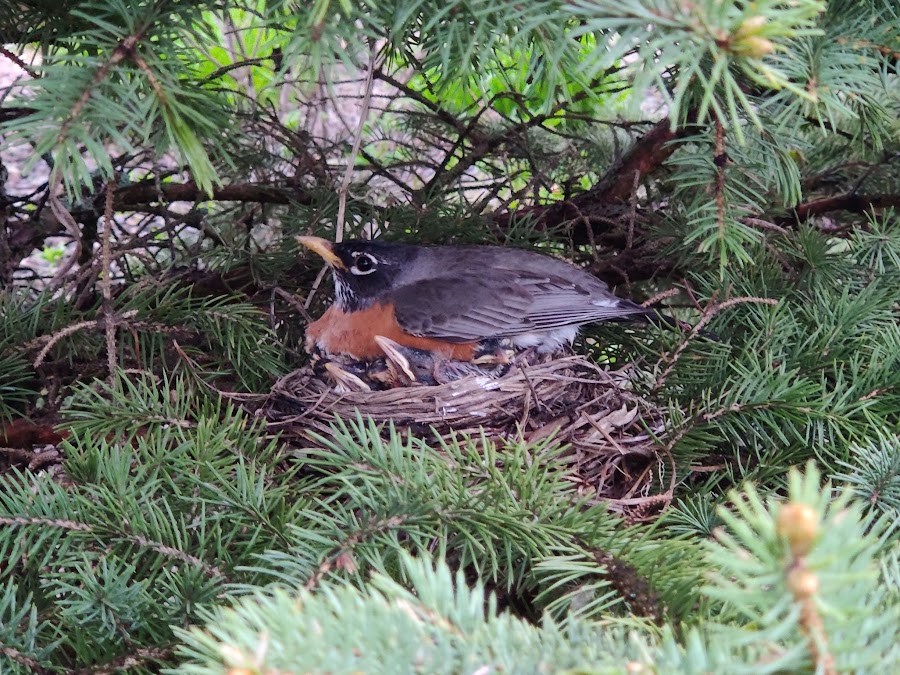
[
  {"left": 300, "top": 46, "right": 381, "bottom": 312},
  {"left": 32, "top": 319, "right": 96, "bottom": 367},
  {"left": 47, "top": 172, "right": 83, "bottom": 290},
  {"left": 626, "top": 168, "right": 640, "bottom": 249},
  {"left": 641, "top": 287, "right": 680, "bottom": 308},
  {"left": 652, "top": 296, "right": 779, "bottom": 394},
  {"left": 101, "top": 176, "right": 118, "bottom": 378},
  {"left": 130, "top": 535, "right": 224, "bottom": 578},
  {"left": 335, "top": 44, "right": 380, "bottom": 242},
  {"left": 713, "top": 117, "right": 728, "bottom": 245},
  {"left": 274, "top": 286, "right": 313, "bottom": 324},
  {"left": 303, "top": 265, "right": 330, "bottom": 311},
  {"left": 0, "top": 45, "right": 38, "bottom": 78},
  {"left": 31, "top": 310, "right": 139, "bottom": 368},
  {"left": 71, "top": 648, "right": 173, "bottom": 675}
]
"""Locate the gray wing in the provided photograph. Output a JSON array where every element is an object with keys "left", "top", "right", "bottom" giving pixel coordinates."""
[{"left": 392, "top": 269, "right": 646, "bottom": 342}]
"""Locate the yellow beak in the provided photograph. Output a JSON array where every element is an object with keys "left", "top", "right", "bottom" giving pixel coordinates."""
[{"left": 296, "top": 236, "right": 344, "bottom": 269}]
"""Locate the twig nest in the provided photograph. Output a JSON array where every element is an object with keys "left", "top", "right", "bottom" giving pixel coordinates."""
[{"left": 263, "top": 353, "right": 666, "bottom": 500}]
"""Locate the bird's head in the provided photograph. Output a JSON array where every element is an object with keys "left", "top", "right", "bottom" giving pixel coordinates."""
[{"left": 296, "top": 236, "right": 415, "bottom": 310}]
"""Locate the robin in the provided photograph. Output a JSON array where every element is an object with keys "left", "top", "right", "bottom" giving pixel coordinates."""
[{"left": 296, "top": 236, "right": 652, "bottom": 362}]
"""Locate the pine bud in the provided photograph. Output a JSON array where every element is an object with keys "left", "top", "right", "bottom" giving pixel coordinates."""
[
  {"left": 777, "top": 503, "right": 819, "bottom": 555},
  {"left": 739, "top": 36, "right": 775, "bottom": 57},
  {"left": 786, "top": 568, "right": 820, "bottom": 598},
  {"left": 733, "top": 15, "right": 775, "bottom": 57},
  {"left": 737, "top": 15, "right": 768, "bottom": 36}
]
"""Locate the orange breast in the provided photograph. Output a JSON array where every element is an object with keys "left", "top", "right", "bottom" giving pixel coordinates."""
[{"left": 306, "top": 302, "right": 477, "bottom": 360}]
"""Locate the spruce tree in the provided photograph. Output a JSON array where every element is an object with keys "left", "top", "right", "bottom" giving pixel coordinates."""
[{"left": 1, "top": 1, "right": 898, "bottom": 671}]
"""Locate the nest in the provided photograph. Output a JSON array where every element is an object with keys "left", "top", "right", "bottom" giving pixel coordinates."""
[{"left": 261, "top": 354, "right": 668, "bottom": 503}]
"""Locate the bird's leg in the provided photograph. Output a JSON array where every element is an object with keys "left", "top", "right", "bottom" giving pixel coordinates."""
[{"left": 471, "top": 338, "right": 513, "bottom": 365}]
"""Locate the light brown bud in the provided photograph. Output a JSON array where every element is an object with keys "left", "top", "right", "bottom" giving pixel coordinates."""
[
  {"left": 786, "top": 568, "right": 820, "bottom": 598},
  {"left": 732, "top": 16, "right": 775, "bottom": 57},
  {"left": 740, "top": 36, "right": 776, "bottom": 57},
  {"left": 738, "top": 15, "right": 768, "bottom": 35},
  {"left": 777, "top": 502, "right": 819, "bottom": 555}
]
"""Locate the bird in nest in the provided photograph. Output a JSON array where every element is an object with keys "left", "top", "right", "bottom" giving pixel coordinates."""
[{"left": 297, "top": 236, "right": 652, "bottom": 391}]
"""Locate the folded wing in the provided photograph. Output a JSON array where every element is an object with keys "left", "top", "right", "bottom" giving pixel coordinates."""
[{"left": 392, "top": 269, "right": 647, "bottom": 342}]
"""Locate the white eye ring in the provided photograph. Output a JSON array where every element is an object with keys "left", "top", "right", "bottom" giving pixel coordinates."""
[{"left": 350, "top": 253, "right": 378, "bottom": 275}]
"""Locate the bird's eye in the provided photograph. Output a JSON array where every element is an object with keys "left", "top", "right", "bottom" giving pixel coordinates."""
[{"left": 351, "top": 254, "right": 377, "bottom": 275}]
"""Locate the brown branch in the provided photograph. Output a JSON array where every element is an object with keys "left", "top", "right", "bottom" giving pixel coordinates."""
[
  {"left": 780, "top": 193, "right": 900, "bottom": 224},
  {"left": 0, "top": 515, "right": 92, "bottom": 531},
  {"left": 305, "top": 515, "right": 406, "bottom": 591},
  {"left": 590, "top": 240, "right": 676, "bottom": 287},
  {"left": 493, "top": 118, "right": 690, "bottom": 244},
  {"left": 587, "top": 118, "right": 686, "bottom": 204},
  {"left": 112, "top": 180, "right": 313, "bottom": 207},
  {"left": 0, "top": 181, "right": 312, "bottom": 277}
]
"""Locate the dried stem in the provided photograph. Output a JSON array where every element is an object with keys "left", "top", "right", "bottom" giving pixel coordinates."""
[
  {"left": 31, "top": 310, "right": 139, "bottom": 368},
  {"left": 713, "top": 117, "right": 728, "bottom": 245},
  {"left": 652, "top": 296, "right": 779, "bottom": 394},
  {"left": 0, "top": 45, "right": 38, "bottom": 78},
  {"left": 335, "top": 44, "right": 380, "bottom": 243},
  {"left": 47, "top": 171, "right": 83, "bottom": 290},
  {"left": 101, "top": 175, "right": 118, "bottom": 379}
]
